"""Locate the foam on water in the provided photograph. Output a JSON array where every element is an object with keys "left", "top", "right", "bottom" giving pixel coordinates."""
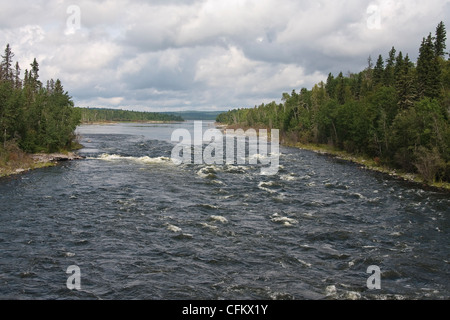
[
  {"left": 197, "top": 166, "right": 219, "bottom": 179},
  {"left": 258, "top": 181, "right": 279, "bottom": 193},
  {"left": 201, "top": 223, "right": 218, "bottom": 230},
  {"left": 210, "top": 215, "right": 228, "bottom": 224},
  {"left": 98, "top": 154, "right": 171, "bottom": 164},
  {"left": 1, "top": 122, "right": 448, "bottom": 300},
  {"left": 297, "top": 259, "right": 312, "bottom": 268},
  {"left": 270, "top": 213, "right": 298, "bottom": 227},
  {"left": 166, "top": 224, "right": 182, "bottom": 233},
  {"left": 280, "top": 174, "right": 296, "bottom": 181}
]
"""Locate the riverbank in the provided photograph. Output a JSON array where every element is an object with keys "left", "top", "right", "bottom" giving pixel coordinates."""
[
  {"left": 287, "top": 141, "right": 450, "bottom": 192},
  {"left": 216, "top": 123, "right": 450, "bottom": 192},
  {"left": 0, "top": 151, "right": 84, "bottom": 178}
]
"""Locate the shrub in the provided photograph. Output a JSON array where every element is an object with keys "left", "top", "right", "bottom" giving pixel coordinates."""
[{"left": 414, "top": 146, "right": 445, "bottom": 183}]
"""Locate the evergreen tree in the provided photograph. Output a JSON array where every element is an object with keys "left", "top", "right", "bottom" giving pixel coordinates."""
[
  {"left": 394, "top": 51, "right": 404, "bottom": 80},
  {"left": 0, "top": 44, "right": 81, "bottom": 153},
  {"left": 325, "top": 73, "right": 336, "bottom": 98},
  {"left": 417, "top": 34, "right": 441, "bottom": 99},
  {"left": 373, "top": 54, "right": 385, "bottom": 86},
  {"left": 30, "top": 58, "right": 42, "bottom": 92},
  {"left": 1, "top": 44, "right": 14, "bottom": 82},
  {"left": 336, "top": 72, "right": 346, "bottom": 105},
  {"left": 434, "top": 21, "right": 447, "bottom": 58},
  {"left": 216, "top": 23, "right": 450, "bottom": 183},
  {"left": 384, "top": 47, "right": 396, "bottom": 87},
  {"left": 353, "top": 72, "right": 363, "bottom": 100},
  {"left": 396, "top": 54, "right": 417, "bottom": 110},
  {"left": 14, "top": 62, "right": 21, "bottom": 90}
]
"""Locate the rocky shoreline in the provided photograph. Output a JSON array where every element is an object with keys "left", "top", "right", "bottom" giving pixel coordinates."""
[
  {"left": 31, "top": 152, "right": 85, "bottom": 163},
  {"left": 291, "top": 143, "right": 450, "bottom": 192},
  {"left": 215, "top": 123, "right": 449, "bottom": 192},
  {"left": 0, "top": 152, "right": 84, "bottom": 178}
]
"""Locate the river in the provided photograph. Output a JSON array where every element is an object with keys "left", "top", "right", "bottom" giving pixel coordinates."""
[{"left": 0, "top": 121, "right": 448, "bottom": 300}]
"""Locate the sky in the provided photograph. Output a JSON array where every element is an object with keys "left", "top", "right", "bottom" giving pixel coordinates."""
[{"left": 1, "top": 0, "right": 449, "bottom": 112}]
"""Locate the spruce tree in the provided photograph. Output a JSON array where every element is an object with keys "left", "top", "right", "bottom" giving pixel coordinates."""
[
  {"left": 1, "top": 44, "right": 14, "bottom": 82},
  {"left": 325, "top": 73, "right": 335, "bottom": 98},
  {"left": 384, "top": 47, "right": 396, "bottom": 87},
  {"left": 14, "top": 62, "right": 21, "bottom": 89},
  {"left": 373, "top": 54, "right": 385, "bottom": 86},
  {"left": 434, "top": 21, "right": 447, "bottom": 58},
  {"left": 30, "top": 58, "right": 42, "bottom": 91},
  {"left": 396, "top": 54, "right": 416, "bottom": 110},
  {"left": 336, "top": 72, "right": 346, "bottom": 105},
  {"left": 394, "top": 51, "right": 404, "bottom": 80},
  {"left": 417, "top": 33, "right": 441, "bottom": 99}
]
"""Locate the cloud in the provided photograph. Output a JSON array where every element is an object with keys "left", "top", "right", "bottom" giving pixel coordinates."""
[{"left": 0, "top": 0, "right": 449, "bottom": 111}]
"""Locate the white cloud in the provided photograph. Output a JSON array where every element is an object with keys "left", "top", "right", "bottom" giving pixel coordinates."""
[
  {"left": 97, "top": 96, "right": 125, "bottom": 106},
  {"left": 195, "top": 46, "right": 324, "bottom": 95},
  {"left": 0, "top": 0, "right": 449, "bottom": 111}
]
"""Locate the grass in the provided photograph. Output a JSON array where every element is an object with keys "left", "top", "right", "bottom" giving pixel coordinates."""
[
  {"left": 0, "top": 141, "right": 80, "bottom": 178},
  {"left": 0, "top": 150, "right": 55, "bottom": 178}
]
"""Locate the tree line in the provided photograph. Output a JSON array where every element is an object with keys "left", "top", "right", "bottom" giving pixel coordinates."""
[
  {"left": 217, "top": 22, "right": 450, "bottom": 184},
  {"left": 0, "top": 44, "right": 81, "bottom": 154},
  {"left": 78, "top": 108, "right": 184, "bottom": 123}
]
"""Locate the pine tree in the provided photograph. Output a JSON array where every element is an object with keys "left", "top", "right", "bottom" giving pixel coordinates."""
[
  {"left": 325, "top": 73, "right": 335, "bottom": 98},
  {"left": 14, "top": 62, "right": 21, "bottom": 89},
  {"left": 384, "top": 47, "right": 396, "bottom": 87},
  {"left": 30, "top": 58, "right": 42, "bottom": 91},
  {"left": 434, "top": 21, "right": 447, "bottom": 58},
  {"left": 373, "top": 54, "right": 385, "bottom": 86},
  {"left": 336, "top": 72, "right": 346, "bottom": 105},
  {"left": 394, "top": 51, "right": 404, "bottom": 79},
  {"left": 1, "top": 44, "right": 14, "bottom": 82},
  {"left": 353, "top": 72, "right": 363, "bottom": 100},
  {"left": 417, "top": 33, "right": 441, "bottom": 99},
  {"left": 396, "top": 54, "right": 417, "bottom": 110}
]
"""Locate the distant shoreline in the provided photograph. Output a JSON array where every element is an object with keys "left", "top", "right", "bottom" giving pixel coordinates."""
[{"left": 80, "top": 120, "right": 185, "bottom": 125}]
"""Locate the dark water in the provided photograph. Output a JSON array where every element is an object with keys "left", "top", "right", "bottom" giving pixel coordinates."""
[{"left": 0, "top": 121, "right": 448, "bottom": 300}]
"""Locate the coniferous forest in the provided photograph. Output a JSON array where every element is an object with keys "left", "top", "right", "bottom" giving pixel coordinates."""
[
  {"left": 217, "top": 22, "right": 450, "bottom": 184},
  {"left": 78, "top": 108, "right": 184, "bottom": 123},
  {"left": 0, "top": 45, "right": 81, "bottom": 155},
  {"left": 0, "top": 45, "right": 182, "bottom": 172}
]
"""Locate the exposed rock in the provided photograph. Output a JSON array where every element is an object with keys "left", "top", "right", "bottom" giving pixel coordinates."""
[{"left": 31, "top": 152, "right": 85, "bottom": 163}]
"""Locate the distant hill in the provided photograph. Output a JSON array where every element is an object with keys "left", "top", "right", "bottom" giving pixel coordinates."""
[{"left": 161, "top": 111, "right": 225, "bottom": 121}]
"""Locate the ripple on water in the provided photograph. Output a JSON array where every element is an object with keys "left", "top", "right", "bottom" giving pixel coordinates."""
[{"left": 0, "top": 125, "right": 447, "bottom": 300}]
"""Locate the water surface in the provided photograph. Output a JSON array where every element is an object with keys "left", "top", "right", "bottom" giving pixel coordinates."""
[{"left": 0, "top": 121, "right": 448, "bottom": 300}]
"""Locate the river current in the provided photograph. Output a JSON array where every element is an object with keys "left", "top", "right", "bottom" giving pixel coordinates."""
[{"left": 0, "top": 121, "right": 448, "bottom": 300}]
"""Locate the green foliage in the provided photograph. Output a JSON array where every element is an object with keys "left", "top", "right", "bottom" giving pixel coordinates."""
[
  {"left": 216, "top": 22, "right": 450, "bottom": 183},
  {"left": 417, "top": 34, "right": 442, "bottom": 99},
  {"left": 79, "top": 108, "right": 183, "bottom": 123},
  {"left": 0, "top": 44, "right": 81, "bottom": 153},
  {"left": 434, "top": 21, "right": 447, "bottom": 58}
]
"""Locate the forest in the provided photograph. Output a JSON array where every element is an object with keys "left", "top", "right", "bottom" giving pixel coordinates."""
[
  {"left": 78, "top": 107, "right": 184, "bottom": 123},
  {"left": 0, "top": 44, "right": 81, "bottom": 156},
  {"left": 217, "top": 22, "right": 450, "bottom": 184}
]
